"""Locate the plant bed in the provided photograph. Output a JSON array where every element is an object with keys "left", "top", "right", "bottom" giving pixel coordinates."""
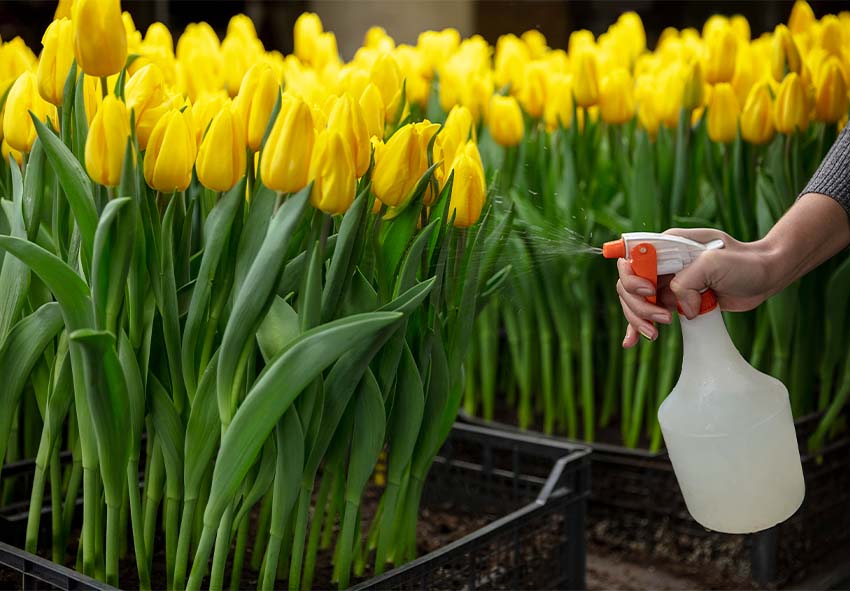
[
  {"left": 458, "top": 407, "right": 850, "bottom": 588},
  {"left": 0, "top": 423, "right": 590, "bottom": 591}
]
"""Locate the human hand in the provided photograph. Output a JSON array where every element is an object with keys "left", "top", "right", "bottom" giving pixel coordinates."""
[{"left": 616, "top": 228, "right": 775, "bottom": 348}]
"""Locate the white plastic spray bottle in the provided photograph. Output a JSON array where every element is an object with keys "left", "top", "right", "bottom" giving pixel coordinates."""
[{"left": 603, "top": 232, "right": 805, "bottom": 534}]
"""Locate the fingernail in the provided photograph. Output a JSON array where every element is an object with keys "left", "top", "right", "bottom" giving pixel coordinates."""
[
  {"left": 639, "top": 328, "right": 656, "bottom": 341},
  {"left": 652, "top": 313, "right": 671, "bottom": 324},
  {"left": 637, "top": 287, "right": 655, "bottom": 296}
]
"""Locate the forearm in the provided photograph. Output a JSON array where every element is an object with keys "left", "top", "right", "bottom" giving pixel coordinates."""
[{"left": 758, "top": 193, "right": 850, "bottom": 294}]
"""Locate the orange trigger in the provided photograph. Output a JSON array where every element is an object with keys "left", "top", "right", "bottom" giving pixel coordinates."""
[{"left": 630, "top": 243, "right": 658, "bottom": 305}]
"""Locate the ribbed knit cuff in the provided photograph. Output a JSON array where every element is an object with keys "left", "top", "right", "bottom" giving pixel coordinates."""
[{"left": 798, "top": 122, "right": 850, "bottom": 220}]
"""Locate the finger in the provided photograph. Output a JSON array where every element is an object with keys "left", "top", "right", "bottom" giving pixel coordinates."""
[
  {"left": 623, "top": 324, "right": 639, "bottom": 349},
  {"left": 668, "top": 251, "right": 719, "bottom": 318},
  {"left": 617, "top": 280, "right": 672, "bottom": 324},
  {"left": 619, "top": 296, "right": 658, "bottom": 341},
  {"left": 620, "top": 268, "right": 657, "bottom": 298}
]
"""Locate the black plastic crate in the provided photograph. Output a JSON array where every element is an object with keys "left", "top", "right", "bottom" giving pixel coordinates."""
[
  {"left": 460, "top": 408, "right": 850, "bottom": 587},
  {"left": 0, "top": 423, "right": 591, "bottom": 591}
]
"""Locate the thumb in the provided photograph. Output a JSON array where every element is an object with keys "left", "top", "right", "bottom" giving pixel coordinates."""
[{"left": 669, "top": 251, "right": 718, "bottom": 319}]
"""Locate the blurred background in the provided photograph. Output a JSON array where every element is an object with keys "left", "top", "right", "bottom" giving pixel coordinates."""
[{"left": 4, "top": 1, "right": 848, "bottom": 58}]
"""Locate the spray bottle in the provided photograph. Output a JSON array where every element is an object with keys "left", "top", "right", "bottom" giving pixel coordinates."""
[{"left": 603, "top": 232, "right": 805, "bottom": 534}]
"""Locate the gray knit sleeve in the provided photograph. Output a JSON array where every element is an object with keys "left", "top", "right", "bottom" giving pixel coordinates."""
[{"left": 799, "top": 122, "right": 850, "bottom": 219}]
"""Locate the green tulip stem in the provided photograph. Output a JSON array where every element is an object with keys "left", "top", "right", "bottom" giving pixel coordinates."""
[
  {"left": 81, "top": 467, "right": 98, "bottom": 577},
  {"left": 302, "top": 474, "right": 332, "bottom": 590},
  {"left": 50, "top": 448, "right": 64, "bottom": 562},
  {"left": 127, "top": 461, "right": 151, "bottom": 591},
  {"left": 209, "top": 505, "right": 234, "bottom": 591},
  {"left": 229, "top": 516, "right": 249, "bottom": 591},
  {"left": 172, "top": 499, "right": 196, "bottom": 591},
  {"left": 105, "top": 504, "right": 120, "bottom": 587}
]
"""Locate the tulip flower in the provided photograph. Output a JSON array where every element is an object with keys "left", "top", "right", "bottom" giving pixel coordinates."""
[
  {"left": 365, "top": 26, "right": 395, "bottom": 52},
  {"left": 818, "top": 15, "right": 842, "bottom": 56},
  {"left": 309, "top": 129, "right": 356, "bottom": 215},
  {"left": 54, "top": 0, "right": 72, "bottom": 20},
  {"left": 72, "top": 0, "right": 128, "bottom": 77},
  {"left": 143, "top": 108, "right": 197, "bottom": 192},
  {"left": 682, "top": 61, "right": 705, "bottom": 111},
  {"left": 234, "top": 63, "right": 279, "bottom": 152},
  {"left": 327, "top": 93, "right": 370, "bottom": 177},
  {"left": 370, "top": 53, "right": 403, "bottom": 120},
  {"left": 599, "top": 68, "right": 635, "bottom": 125},
  {"left": 521, "top": 30, "right": 548, "bottom": 59},
  {"left": 448, "top": 141, "right": 486, "bottom": 228},
  {"left": 3, "top": 72, "right": 57, "bottom": 153},
  {"left": 543, "top": 73, "right": 573, "bottom": 131},
  {"left": 519, "top": 61, "right": 547, "bottom": 119},
  {"left": 125, "top": 64, "right": 174, "bottom": 150},
  {"left": 196, "top": 104, "right": 247, "bottom": 191},
  {"left": 294, "top": 12, "right": 323, "bottom": 65},
  {"left": 434, "top": 105, "right": 473, "bottom": 190},
  {"left": 704, "top": 24, "right": 738, "bottom": 84},
  {"left": 494, "top": 34, "right": 530, "bottom": 89},
  {"left": 731, "top": 15, "right": 751, "bottom": 43},
  {"left": 771, "top": 25, "right": 802, "bottom": 82},
  {"left": 572, "top": 50, "right": 599, "bottom": 108},
  {"left": 2, "top": 138, "right": 22, "bottom": 166},
  {"left": 417, "top": 29, "right": 460, "bottom": 71},
  {"left": 372, "top": 124, "right": 421, "bottom": 207},
  {"left": 814, "top": 58, "right": 848, "bottom": 123},
  {"left": 82, "top": 74, "right": 102, "bottom": 125},
  {"left": 568, "top": 30, "right": 595, "bottom": 55},
  {"left": 260, "top": 94, "right": 314, "bottom": 193},
  {"left": 145, "top": 22, "right": 174, "bottom": 54},
  {"left": 788, "top": 0, "right": 815, "bottom": 35},
  {"left": 37, "top": 18, "right": 74, "bottom": 106},
  {"left": 774, "top": 72, "right": 808, "bottom": 134},
  {"left": 359, "top": 83, "right": 385, "bottom": 139},
  {"left": 85, "top": 95, "right": 132, "bottom": 187},
  {"left": 487, "top": 95, "right": 524, "bottom": 147},
  {"left": 706, "top": 83, "right": 740, "bottom": 143},
  {"left": 191, "top": 90, "right": 230, "bottom": 147},
  {"left": 740, "top": 83, "right": 775, "bottom": 145}
]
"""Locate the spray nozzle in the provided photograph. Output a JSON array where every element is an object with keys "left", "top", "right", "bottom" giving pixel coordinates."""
[{"left": 602, "top": 232, "right": 725, "bottom": 313}]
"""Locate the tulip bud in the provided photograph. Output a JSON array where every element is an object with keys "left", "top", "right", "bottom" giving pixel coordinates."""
[
  {"left": 447, "top": 140, "right": 486, "bottom": 228},
  {"left": 125, "top": 64, "right": 173, "bottom": 150},
  {"left": 370, "top": 53, "right": 403, "bottom": 120},
  {"left": 326, "top": 93, "right": 370, "bottom": 178},
  {"left": 4, "top": 72, "right": 57, "bottom": 153},
  {"left": 359, "top": 83, "right": 385, "bottom": 139},
  {"left": 731, "top": 46, "right": 755, "bottom": 107},
  {"left": 417, "top": 29, "right": 460, "bottom": 71},
  {"left": 294, "top": 13, "right": 324, "bottom": 65},
  {"left": 143, "top": 108, "right": 197, "bottom": 192},
  {"left": 740, "top": 83, "right": 775, "bottom": 145},
  {"left": 37, "top": 18, "right": 74, "bottom": 106},
  {"left": 682, "top": 61, "right": 705, "bottom": 110},
  {"left": 568, "top": 30, "right": 595, "bottom": 55},
  {"left": 494, "top": 34, "right": 530, "bottom": 88},
  {"left": 196, "top": 104, "right": 247, "bottom": 192},
  {"left": 519, "top": 61, "right": 547, "bottom": 119},
  {"left": 72, "top": 0, "right": 127, "bottom": 77},
  {"left": 372, "top": 124, "right": 420, "bottom": 207},
  {"left": 222, "top": 33, "right": 263, "bottom": 98},
  {"left": 260, "top": 94, "right": 314, "bottom": 193},
  {"left": 54, "top": 0, "right": 72, "bottom": 20},
  {"left": 819, "top": 15, "right": 842, "bottom": 56},
  {"left": 365, "top": 26, "right": 395, "bottom": 52},
  {"left": 704, "top": 24, "right": 738, "bottom": 84},
  {"left": 308, "top": 129, "right": 356, "bottom": 215},
  {"left": 599, "top": 68, "right": 635, "bottom": 125},
  {"left": 706, "top": 82, "right": 740, "bottom": 143},
  {"left": 543, "top": 73, "right": 573, "bottom": 131},
  {"left": 572, "top": 50, "right": 599, "bottom": 108},
  {"left": 731, "top": 15, "right": 751, "bottom": 43},
  {"left": 82, "top": 74, "right": 102, "bottom": 125},
  {"left": 145, "top": 22, "right": 174, "bottom": 54},
  {"left": 487, "top": 94, "right": 524, "bottom": 147},
  {"left": 2, "top": 138, "right": 22, "bottom": 166},
  {"left": 85, "top": 95, "right": 131, "bottom": 187},
  {"left": 227, "top": 14, "right": 258, "bottom": 42},
  {"left": 774, "top": 72, "right": 809, "bottom": 134},
  {"left": 814, "top": 58, "right": 848, "bottom": 123},
  {"left": 191, "top": 90, "right": 229, "bottom": 147},
  {"left": 788, "top": 0, "right": 815, "bottom": 35},
  {"left": 771, "top": 25, "right": 802, "bottom": 82},
  {"left": 234, "top": 63, "right": 279, "bottom": 152}
]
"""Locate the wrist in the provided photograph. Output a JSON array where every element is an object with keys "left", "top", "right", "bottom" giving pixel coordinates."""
[{"left": 750, "top": 234, "right": 788, "bottom": 297}]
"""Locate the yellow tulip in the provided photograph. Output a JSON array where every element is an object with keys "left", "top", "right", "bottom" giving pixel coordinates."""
[
  {"left": 125, "top": 64, "right": 173, "bottom": 150},
  {"left": 788, "top": 0, "right": 815, "bottom": 35},
  {"left": 37, "top": 18, "right": 74, "bottom": 106},
  {"left": 740, "top": 83, "right": 775, "bottom": 145},
  {"left": 771, "top": 25, "right": 802, "bottom": 82},
  {"left": 435, "top": 105, "right": 474, "bottom": 188},
  {"left": 196, "top": 104, "right": 247, "bottom": 192},
  {"left": 221, "top": 33, "right": 263, "bottom": 98},
  {"left": 227, "top": 14, "right": 258, "bottom": 41},
  {"left": 731, "top": 45, "right": 755, "bottom": 106},
  {"left": 774, "top": 72, "right": 809, "bottom": 134},
  {"left": 359, "top": 83, "right": 385, "bottom": 139},
  {"left": 494, "top": 34, "right": 530, "bottom": 88},
  {"left": 417, "top": 29, "right": 460, "bottom": 71},
  {"left": 82, "top": 74, "right": 102, "bottom": 124},
  {"left": 327, "top": 93, "right": 370, "bottom": 177},
  {"left": 448, "top": 141, "right": 486, "bottom": 228},
  {"left": 176, "top": 25, "right": 223, "bottom": 103},
  {"left": 394, "top": 45, "right": 430, "bottom": 106},
  {"left": 707, "top": 82, "right": 740, "bottom": 143},
  {"left": 519, "top": 61, "right": 547, "bottom": 118},
  {"left": 85, "top": 95, "right": 131, "bottom": 187},
  {"left": 145, "top": 22, "right": 174, "bottom": 54},
  {"left": 702, "top": 15, "right": 729, "bottom": 40},
  {"left": 294, "top": 12, "right": 324, "bottom": 65},
  {"left": 731, "top": 15, "right": 751, "bottom": 43},
  {"left": 308, "top": 129, "right": 356, "bottom": 215},
  {"left": 572, "top": 50, "right": 599, "bottom": 108},
  {"left": 819, "top": 15, "right": 842, "bottom": 56},
  {"left": 568, "top": 29, "right": 595, "bottom": 55},
  {"left": 682, "top": 60, "right": 705, "bottom": 110},
  {"left": 617, "top": 12, "right": 646, "bottom": 58},
  {"left": 704, "top": 24, "right": 738, "bottom": 84},
  {"left": 260, "top": 94, "right": 314, "bottom": 193},
  {"left": 521, "top": 29, "right": 548, "bottom": 59},
  {"left": 487, "top": 95, "right": 524, "bottom": 147},
  {"left": 191, "top": 90, "right": 230, "bottom": 147},
  {"left": 234, "top": 63, "right": 279, "bottom": 152},
  {"left": 370, "top": 53, "right": 403, "bottom": 120},
  {"left": 599, "top": 68, "right": 635, "bottom": 125},
  {"left": 143, "top": 108, "right": 196, "bottom": 192},
  {"left": 4, "top": 72, "right": 57, "bottom": 153},
  {"left": 122, "top": 11, "right": 142, "bottom": 54},
  {"left": 2, "top": 138, "right": 22, "bottom": 166},
  {"left": 365, "top": 26, "right": 395, "bottom": 52},
  {"left": 72, "top": 0, "right": 127, "bottom": 77},
  {"left": 543, "top": 73, "right": 573, "bottom": 131},
  {"left": 814, "top": 58, "right": 848, "bottom": 123},
  {"left": 372, "top": 124, "right": 421, "bottom": 207},
  {"left": 54, "top": 0, "right": 73, "bottom": 20}
]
